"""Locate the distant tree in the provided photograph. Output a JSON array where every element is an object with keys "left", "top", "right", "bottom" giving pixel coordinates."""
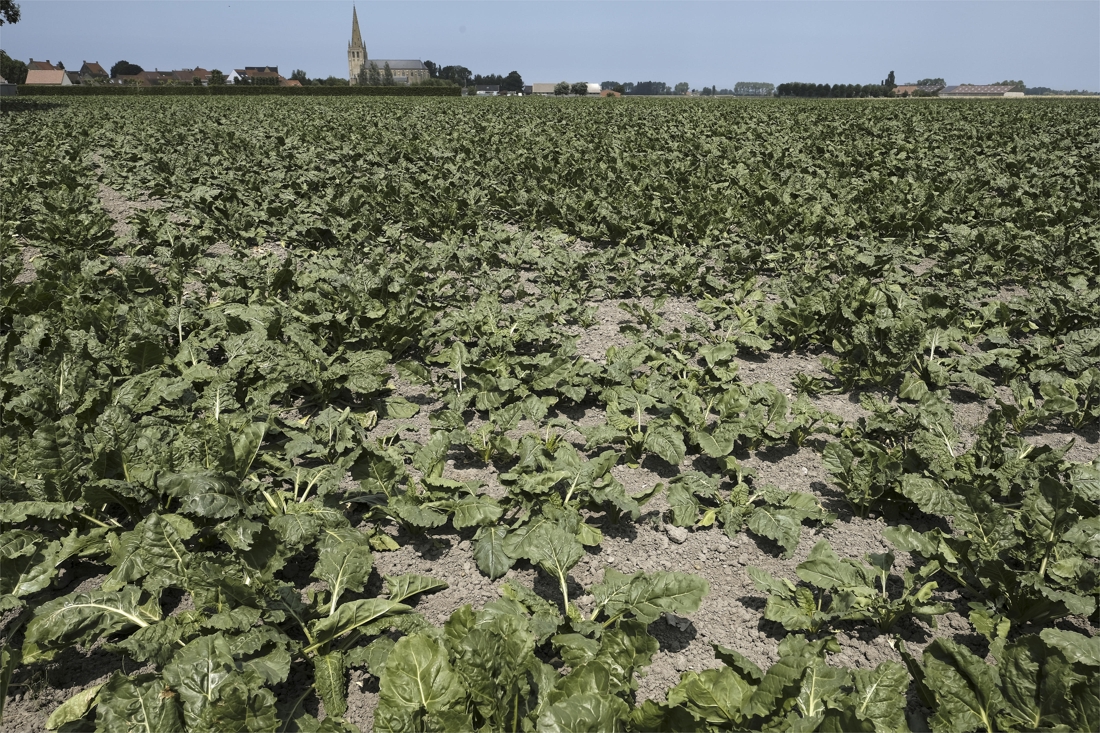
[
  {"left": 0, "top": 0, "right": 20, "bottom": 25},
  {"left": 600, "top": 80, "right": 618, "bottom": 90},
  {"left": 290, "top": 69, "right": 309, "bottom": 85},
  {"left": 0, "top": 50, "right": 27, "bottom": 83},
  {"left": 915, "top": 77, "right": 945, "bottom": 87},
  {"left": 111, "top": 60, "right": 143, "bottom": 78},
  {"left": 883, "top": 70, "right": 895, "bottom": 90},
  {"left": 382, "top": 62, "right": 395, "bottom": 85},
  {"left": 192, "top": 76, "right": 202, "bottom": 86},
  {"left": 424, "top": 60, "right": 438, "bottom": 78},
  {"left": 502, "top": 70, "right": 523, "bottom": 93},
  {"left": 365, "top": 61, "right": 382, "bottom": 86},
  {"left": 209, "top": 69, "right": 227, "bottom": 85},
  {"left": 439, "top": 65, "right": 471, "bottom": 87},
  {"left": 570, "top": 81, "right": 588, "bottom": 95},
  {"left": 554, "top": 81, "right": 570, "bottom": 95},
  {"left": 632, "top": 81, "right": 669, "bottom": 95},
  {"left": 472, "top": 73, "right": 505, "bottom": 86},
  {"left": 733, "top": 81, "right": 775, "bottom": 96},
  {"left": 621, "top": 82, "right": 634, "bottom": 94},
  {"left": 316, "top": 76, "right": 348, "bottom": 86},
  {"left": 56, "top": 60, "right": 64, "bottom": 70},
  {"left": 994, "top": 79, "right": 1026, "bottom": 92},
  {"left": 674, "top": 81, "right": 689, "bottom": 95}
]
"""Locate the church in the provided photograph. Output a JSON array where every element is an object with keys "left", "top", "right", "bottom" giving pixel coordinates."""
[{"left": 347, "top": 7, "right": 429, "bottom": 85}]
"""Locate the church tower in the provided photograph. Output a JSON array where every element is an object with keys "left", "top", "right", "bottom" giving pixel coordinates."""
[{"left": 348, "top": 6, "right": 366, "bottom": 83}]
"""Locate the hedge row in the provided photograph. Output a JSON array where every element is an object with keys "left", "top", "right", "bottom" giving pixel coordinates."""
[{"left": 14, "top": 85, "right": 461, "bottom": 97}]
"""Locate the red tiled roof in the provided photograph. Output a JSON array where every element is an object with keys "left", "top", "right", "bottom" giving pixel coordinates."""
[
  {"left": 27, "top": 59, "right": 57, "bottom": 71},
  {"left": 81, "top": 61, "right": 108, "bottom": 77}
]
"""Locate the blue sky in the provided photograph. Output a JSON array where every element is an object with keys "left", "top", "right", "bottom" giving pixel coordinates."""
[{"left": 3, "top": 1, "right": 1098, "bottom": 90}]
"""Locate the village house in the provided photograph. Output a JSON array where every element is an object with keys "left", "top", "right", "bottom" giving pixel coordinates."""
[
  {"left": 79, "top": 61, "right": 109, "bottom": 82},
  {"left": 27, "top": 58, "right": 58, "bottom": 71}
]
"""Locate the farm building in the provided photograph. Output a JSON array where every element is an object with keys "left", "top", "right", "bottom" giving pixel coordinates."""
[
  {"left": 940, "top": 84, "right": 1021, "bottom": 98},
  {"left": 25, "top": 69, "right": 72, "bottom": 86}
]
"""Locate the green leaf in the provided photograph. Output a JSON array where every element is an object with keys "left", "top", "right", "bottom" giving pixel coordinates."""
[
  {"left": 473, "top": 525, "right": 514, "bottom": 580},
  {"left": 94, "top": 673, "right": 184, "bottom": 733},
  {"left": 384, "top": 574, "right": 448, "bottom": 604},
  {"left": 796, "top": 657, "right": 849, "bottom": 718},
  {"left": 591, "top": 568, "right": 709, "bottom": 624},
  {"left": 381, "top": 396, "right": 420, "bottom": 419},
  {"left": 159, "top": 471, "right": 246, "bottom": 519},
  {"left": 1039, "top": 628, "right": 1100, "bottom": 667},
  {"left": 997, "top": 635, "right": 1077, "bottom": 732},
  {"left": 536, "top": 692, "right": 629, "bottom": 733},
  {"left": 450, "top": 495, "right": 503, "bottom": 529},
  {"left": 667, "top": 667, "right": 754, "bottom": 724},
  {"left": 795, "top": 541, "right": 865, "bottom": 589},
  {"left": 308, "top": 599, "right": 411, "bottom": 652},
  {"left": 924, "top": 638, "right": 1004, "bottom": 733},
  {"left": 312, "top": 528, "right": 374, "bottom": 615},
  {"left": 22, "top": 586, "right": 161, "bottom": 664},
  {"left": 377, "top": 633, "right": 464, "bottom": 714},
  {"left": 898, "top": 475, "right": 959, "bottom": 516},
  {"left": 644, "top": 425, "right": 686, "bottom": 467},
  {"left": 848, "top": 661, "right": 909, "bottom": 732},
  {"left": 746, "top": 506, "right": 802, "bottom": 558},
  {"left": 313, "top": 651, "right": 347, "bottom": 719},
  {"left": 46, "top": 682, "right": 103, "bottom": 730}
]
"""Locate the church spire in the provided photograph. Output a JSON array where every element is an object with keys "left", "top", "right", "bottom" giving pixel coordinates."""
[{"left": 350, "top": 6, "right": 364, "bottom": 50}]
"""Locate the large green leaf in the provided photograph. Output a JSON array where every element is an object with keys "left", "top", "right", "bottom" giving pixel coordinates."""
[
  {"left": 379, "top": 574, "right": 446, "bottom": 605},
  {"left": 45, "top": 682, "right": 103, "bottom": 731},
  {"left": 94, "top": 673, "right": 184, "bottom": 733},
  {"left": 591, "top": 568, "right": 709, "bottom": 624},
  {"left": 667, "top": 667, "right": 754, "bottom": 724},
  {"left": 746, "top": 506, "right": 802, "bottom": 558},
  {"left": 313, "top": 651, "right": 347, "bottom": 719},
  {"left": 23, "top": 586, "right": 161, "bottom": 664},
  {"left": 473, "top": 525, "right": 514, "bottom": 579},
  {"left": 536, "top": 692, "right": 629, "bottom": 733},
  {"left": 311, "top": 528, "right": 374, "bottom": 615},
  {"left": 795, "top": 541, "right": 865, "bottom": 589},
  {"left": 923, "top": 639, "right": 1004, "bottom": 733},
  {"left": 308, "top": 599, "right": 411, "bottom": 651},
  {"left": 376, "top": 633, "right": 464, "bottom": 714}
]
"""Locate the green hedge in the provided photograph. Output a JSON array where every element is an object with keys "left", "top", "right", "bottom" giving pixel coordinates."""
[{"left": 15, "top": 84, "right": 460, "bottom": 97}]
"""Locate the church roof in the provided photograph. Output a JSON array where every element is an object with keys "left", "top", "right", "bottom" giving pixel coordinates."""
[{"left": 369, "top": 60, "right": 427, "bottom": 71}]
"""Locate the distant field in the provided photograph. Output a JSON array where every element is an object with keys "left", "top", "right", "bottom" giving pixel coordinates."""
[{"left": 2, "top": 97, "right": 1098, "bottom": 732}]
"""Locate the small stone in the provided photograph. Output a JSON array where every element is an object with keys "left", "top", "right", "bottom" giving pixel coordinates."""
[
  {"left": 457, "top": 540, "right": 470, "bottom": 551},
  {"left": 666, "top": 525, "right": 690, "bottom": 544},
  {"left": 801, "top": 467, "right": 808, "bottom": 475},
  {"left": 736, "top": 553, "right": 749, "bottom": 566}
]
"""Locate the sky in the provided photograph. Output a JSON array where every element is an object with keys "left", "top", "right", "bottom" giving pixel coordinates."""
[{"left": 2, "top": 0, "right": 1098, "bottom": 90}]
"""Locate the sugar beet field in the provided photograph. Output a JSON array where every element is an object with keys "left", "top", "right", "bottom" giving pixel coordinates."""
[{"left": 1, "top": 96, "right": 1098, "bottom": 732}]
